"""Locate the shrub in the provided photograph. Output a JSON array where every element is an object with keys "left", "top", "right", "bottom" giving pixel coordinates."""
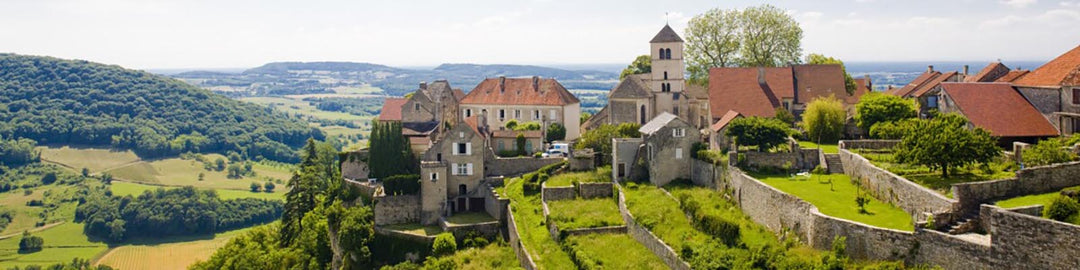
[
  {"left": 431, "top": 232, "right": 457, "bottom": 256},
  {"left": 855, "top": 196, "right": 871, "bottom": 214},
  {"left": 382, "top": 175, "right": 421, "bottom": 195},
  {"left": 855, "top": 92, "right": 918, "bottom": 131},
  {"left": 725, "top": 117, "right": 793, "bottom": 152},
  {"left": 263, "top": 182, "right": 276, "bottom": 192},
  {"left": 19, "top": 232, "right": 43, "bottom": 253},
  {"left": 1023, "top": 137, "right": 1078, "bottom": 167},
  {"left": 811, "top": 165, "right": 828, "bottom": 175},
  {"left": 1044, "top": 195, "right": 1080, "bottom": 222},
  {"left": 546, "top": 123, "right": 566, "bottom": 142},
  {"left": 250, "top": 182, "right": 261, "bottom": 192},
  {"left": 695, "top": 213, "right": 740, "bottom": 247}
]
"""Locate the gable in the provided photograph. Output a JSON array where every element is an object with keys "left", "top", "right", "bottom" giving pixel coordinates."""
[{"left": 609, "top": 75, "right": 653, "bottom": 99}]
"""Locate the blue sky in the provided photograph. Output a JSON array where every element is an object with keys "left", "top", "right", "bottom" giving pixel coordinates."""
[{"left": 2, "top": 0, "right": 1078, "bottom": 69}]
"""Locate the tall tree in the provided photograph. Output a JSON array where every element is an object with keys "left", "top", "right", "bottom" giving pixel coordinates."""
[
  {"left": 685, "top": 8, "right": 743, "bottom": 83},
  {"left": 281, "top": 139, "right": 328, "bottom": 246},
  {"left": 619, "top": 55, "right": 652, "bottom": 79},
  {"left": 368, "top": 121, "right": 418, "bottom": 179},
  {"left": 806, "top": 53, "right": 857, "bottom": 95},
  {"left": 725, "top": 117, "right": 792, "bottom": 152},
  {"left": 801, "top": 95, "right": 847, "bottom": 144},
  {"left": 738, "top": 5, "right": 803, "bottom": 67},
  {"left": 894, "top": 114, "right": 1000, "bottom": 178},
  {"left": 855, "top": 93, "right": 918, "bottom": 132}
]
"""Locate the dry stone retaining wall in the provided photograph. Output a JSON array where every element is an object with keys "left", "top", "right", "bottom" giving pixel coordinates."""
[
  {"left": 486, "top": 157, "right": 563, "bottom": 177},
  {"left": 374, "top": 195, "right": 421, "bottom": 226},
  {"left": 614, "top": 183, "right": 692, "bottom": 270},
  {"left": 505, "top": 204, "right": 539, "bottom": 270},
  {"left": 839, "top": 149, "right": 956, "bottom": 219},
  {"left": 577, "top": 182, "right": 613, "bottom": 199},
  {"left": 742, "top": 148, "right": 821, "bottom": 171},
  {"left": 953, "top": 161, "right": 1080, "bottom": 212},
  {"left": 839, "top": 140, "right": 899, "bottom": 150},
  {"left": 541, "top": 183, "right": 576, "bottom": 202}
]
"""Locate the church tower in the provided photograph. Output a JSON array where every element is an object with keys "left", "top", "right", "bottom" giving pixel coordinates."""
[{"left": 649, "top": 24, "right": 685, "bottom": 115}]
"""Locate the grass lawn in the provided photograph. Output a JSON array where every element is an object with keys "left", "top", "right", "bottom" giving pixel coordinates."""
[
  {"left": 93, "top": 226, "right": 257, "bottom": 270},
  {"left": 562, "top": 233, "right": 667, "bottom": 269},
  {"left": 444, "top": 212, "right": 496, "bottom": 225},
  {"left": 433, "top": 242, "right": 519, "bottom": 270},
  {"left": 621, "top": 183, "right": 709, "bottom": 250},
  {"left": 546, "top": 198, "right": 623, "bottom": 231},
  {"left": 503, "top": 178, "right": 576, "bottom": 269},
  {"left": 665, "top": 184, "right": 779, "bottom": 248},
  {"left": 103, "top": 154, "right": 292, "bottom": 192},
  {"left": 381, "top": 223, "right": 443, "bottom": 237},
  {"left": 798, "top": 141, "right": 839, "bottom": 154},
  {"left": 110, "top": 181, "right": 284, "bottom": 201},
  {"left": 0, "top": 222, "right": 109, "bottom": 269},
  {"left": 544, "top": 167, "right": 611, "bottom": 187},
  {"left": 38, "top": 146, "right": 141, "bottom": 173},
  {"left": 752, "top": 173, "right": 914, "bottom": 231},
  {"left": 995, "top": 192, "right": 1058, "bottom": 209},
  {"left": 0, "top": 188, "right": 47, "bottom": 235},
  {"left": 854, "top": 150, "right": 1017, "bottom": 196}
]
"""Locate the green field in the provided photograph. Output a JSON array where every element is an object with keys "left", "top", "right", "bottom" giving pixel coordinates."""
[
  {"left": 503, "top": 178, "right": 576, "bottom": 268},
  {"left": 544, "top": 167, "right": 611, "bottom": 187},
  {"left": 752, "top": 173, "right": 914, "bottom": 231},
  {"left": 424, "top": 242, "right": 520, "bottom": 270},
  {"left": 546, "top": 198, "right": 623, "bottom": 231},
  {"left": 0, "top": 222, "right": 109, "bottom": 269},
  {"left": 562, "top": 233, "right": 667, "bottom": 269},
  {"left": 798, "top": 141, "right": 839, "bottom": 154},
  {"left": 666, "top": 184, "right": 781, "bottom": 248},
  {"left": 102, "top": 154, "right": 292, "bottom": 192},
  {"left": 110, "top": 181, "right": 284, "bottom": 201},
  {"left": 240, "top": 96, "right": 373, "bottom": 122},
  {"left": 39, "top": 146, "right": 141, "bottom": 173},
  {"left": 94, "top": 226, "right": 257, "bottom": 270}
]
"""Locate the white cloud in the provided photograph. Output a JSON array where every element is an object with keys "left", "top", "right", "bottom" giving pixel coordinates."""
[
  {"left": 1001, "top": 0, "right": 1038, "bottom": 8},
  {"left": 1063, "top": 1, "right": 1080, "bottom": 7}
]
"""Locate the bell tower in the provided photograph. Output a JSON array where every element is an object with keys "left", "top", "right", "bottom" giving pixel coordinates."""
[{"left": 649, "top": 24, "right": 685, "bottom": 115}]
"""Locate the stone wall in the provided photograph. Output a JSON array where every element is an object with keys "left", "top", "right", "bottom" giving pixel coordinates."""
[
  {"left": 374, "top": 226, "right": 437, "bottom": 245},
  {"left": 988, "top": 205, "right": 1080, "bottom": 269},
  {"left": 839, "top": 149, "right": 956, "bottom": 219},
  {"left": 742, "top": 148, "right": 820, "bottom": 171},
  {"left": 953, "top": 161, "right": 1080, "bottom": 212},
  {"left": 440, "top": 219, "right": 501, "bottom": 240},
  {"left": 838, "top": 140, "right": 899, "bottom": 150},
  {"left": 484, "top": 185, "right": 509, "bottom": 222},
  {"left": 809, "top": 213, "right": 916, "bottom": 260},
  {"left": 374, "top": 195, "right": 421, "bottom": 226},
  {"left": 486, "top": 157, "right": 563, "bottom": 177},
  {"left": 909, "top": 228, "right": 995, "bottom": 269},
  {"left": 577, "top": 182, "right": 613, "bottom": 199},
  {"left": 541, "top": 183, "right": 576, "bottom": 202},
  {"left": 728, "top": 169, "right": 818, "bottom": 239},
  {"left": 690, "top": 159, "right": 721, "bottom": 189},
  {"left": 615, "top": 183, "right": 692, "bottom": 270},
  {"left": 505, "top": 204, "right": 538, "bottom": 270}
]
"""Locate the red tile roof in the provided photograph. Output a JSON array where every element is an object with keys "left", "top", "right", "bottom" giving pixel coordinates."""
[
  {"left": 452, "top": 89, "right": 466, "bottom": 101},
  {"left": 847, "top": 77, "right": 871, "bottom": 105},
  {"left": 793, "top": 64, "right": 848, "bottom": 103},
  {"left": 893, "top": 72, "right": 941, "bottom": 97},
  {"left": 708, "top": 67, "right": 789, "bottom": 118},
  {"left": 711, "top": 110, "right": 742, "bottom": 132},
  {"left": 1015, "top": 45, "right": 1080, "bottom": 87},
  {"left": 378, "top": 98, "right": 407, "bottom": 121},
  {"left": 964, "top": 62, "right": 1009, "bottom": 83},
  {"left": 911, "top": 71, "right": 958, "bottom": 97},
  {"left": 462, "top": 116, "right": 481, "bottom": 136},
  {"left": 995, "top": 70, "right": 1030, "bottom": 83},
  {"left": 941, "top": 83, "right": 1058, "bottom": 137},
  {"left": 461, "top": 77, "right": 580, "bottom": 106}
]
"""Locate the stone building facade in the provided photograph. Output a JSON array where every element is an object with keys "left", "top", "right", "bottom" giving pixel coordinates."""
[
  {"left": 611, "top": 112, "right": 701, "bottom": 186},
  {"left": 419, "top": 117, "right": 487, "bottom": 224},
  {"left": 460, "top": 76, "right": 581, "bottom": 141}
]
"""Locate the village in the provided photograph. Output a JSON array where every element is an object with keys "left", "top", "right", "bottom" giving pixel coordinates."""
[{"left": 332, "top": 21, "right": 1080, "bottom": 269}]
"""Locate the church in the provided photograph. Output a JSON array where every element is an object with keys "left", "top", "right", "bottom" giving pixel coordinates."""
[{"left": 583, "top": 24, "right": 712, "bottom": 131}]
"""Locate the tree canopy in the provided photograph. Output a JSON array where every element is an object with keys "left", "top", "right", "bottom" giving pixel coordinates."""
[
  {"left": 685, "top": 5, "right": 803, "bottom": 83},
  {"left": 367, "top": 121, "right": 419, "bottom": 179},
  {"left": 725, "top": 117, "right": 793, "bottom": 152},
  {"left": 619, "top": 55, "right": 652, "bottom": 79},
  {"left": 0, "top": 54, "right": 322, "bottom": 162},
  {"left": 801, "top": 95, "right": 847, "bottom": 144},
  {"left": 855, "top": 93, "right": 918, "bottom": 133},
  {"left": 577, "top": 123, "right": 641, "bottom": 165},
  {"left": 894, "top": 114, "right": 1000, "bottom": 177}
]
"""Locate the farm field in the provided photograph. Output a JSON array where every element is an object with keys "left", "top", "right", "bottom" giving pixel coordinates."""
[
  {"left": 0, "top": 187, "right": 48, "bottom": 235},
  {"left": 38, "top": 146, "right": 141, "bottom": 173},
  {"left": 93, "top": 226, "right": 257, "bottom": 270},
  {"left": 752, "top": 173, "right": 914, "bottom": 231},
  {"left": 239, "top": 96, "right": 372, "bottom": 122},
  {"left": 0, "top": 222, "right": 108, "bottom": 269},
  {"left": 102, "top": 153, "right": 292, "bottom": 192},
  {"left": 110, "top": 181, "right": 284, "bottom": 201}
]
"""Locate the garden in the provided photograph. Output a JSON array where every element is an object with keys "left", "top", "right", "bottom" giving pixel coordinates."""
[
  {"left": 750, "top": 172, "right": 914, "bottom": 231},
  {"left": 854, "top": 149, "right": 1017, "bottom": 196},
  {"left": 546, "top": 198, "right": 623, "bottom": 231},
  {"left": 543, "top": 166, "right": 611, "bottom": 187}
]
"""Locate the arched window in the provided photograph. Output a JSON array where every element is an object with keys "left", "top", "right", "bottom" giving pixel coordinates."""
[
  {"left": 665, "top": 48, "right": 672, "bottom": 59},
  {"left": 640, "top": 105, "right": 647, "bottom": 124},
  {"left": 658, "top": 48, "right": 665, "bottom": 59},
  {"left": 664, "top": 71, "right": 668, "bottom": 80}
]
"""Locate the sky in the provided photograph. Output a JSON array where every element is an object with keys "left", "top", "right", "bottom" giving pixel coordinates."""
[{"left": 2, "top": 0, "right": 1079, "bottom": 69}]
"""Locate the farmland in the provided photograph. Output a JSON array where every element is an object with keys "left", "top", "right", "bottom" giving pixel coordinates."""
[{"left": 94, "top": 226, "right": 258, "bottom": 270}]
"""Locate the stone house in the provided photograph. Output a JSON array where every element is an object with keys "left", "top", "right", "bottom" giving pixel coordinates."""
[
  {"left": 611, "top": 112, "right": 700, "bottom": 186},
  {"left": 887, "top": 65, "right": 966, "bottom": 116},
  {"left": 584, "top": 24, "right": 711, "bottom": 131},
  {"left": 935, "top": 83, "right": 1059, "bottom": 145},
  {"left": 1009, "top": 45, "right": 1080, "bottom": 135},
  {"left": 490, "top": 130, "right": 543, "bottom": 156},
  {"left": 709, "top": 110, "right": 742, "bottom": 151},
  {"left": 419, "top": 116, "right": 487, "bottom": 224},
  {"left": 460, "top": 76, "right": 581, "bottom": 141},
  {"left": 379, "top": 80, "right": 465, "bottom": 154}
]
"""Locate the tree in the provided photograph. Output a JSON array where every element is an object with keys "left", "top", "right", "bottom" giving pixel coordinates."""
[
  {"left": 215, "top": 158, "right": 227, "bottom": 171},
  {"left": 431, "top": 233, "right": 457, "bottom": 256},
  {"left": 546, "top": 123, "right": 566, "bottom": 142},
  {"left": 801, "top": 95, "right": 847, "bottom": 144},
  {"left": 264, "top": 182, "right": 276, "bottom": 192},
  {"left": 619, "top": 55, "right": 652, "bottom": 79},
  {"left": 773, "top": 107, "right": 795, "bottom": 127},
  {"left": 685, "top": 8, "right": 743, "bottom": 83},
  {"left": 576, "top": 123, "right": 641, "bottom": 165},
  {"left": 580, "top": 112, "right": 592, "bottom": 125},
  {"left": 18, "top": 231, "right": 43, "bottom": 253},
  {"left": 516, "top": 133, "right": 527, "bottom": 156},
  {"left": 251, "top": 182, "right": 262, "bottom": 192},
  {"left": 82, "top": 168, "right": 90, "bottom": 177},
  {"left": 198, "top": 172, "right": 205, "bottom": 181},
  {"left": 725, "top": 117, "right": 792, "bottom": 152},
  {"left": 855, "top": 93, "right": 918, "bottom": 132},
  {"left": 806, "top": 53, "right": 857, "bottom": 95},
  {"left": 894, "top": 114, "right": 1001, "bottom": 178},
  {"left": 228, "top": 163, "right": 244, "bottom": 179},
  {"left": 738, "top": 5, "right": 803, "bottom": 67},
  {"left": 504, "top": 119, "right": 519, "bottom": 130},
  {"left": 1023, "top": 137, "right": 1078, "bottom": 167},
  {"left": 368, "top": 121, "right": 418, "bottom": 179}
]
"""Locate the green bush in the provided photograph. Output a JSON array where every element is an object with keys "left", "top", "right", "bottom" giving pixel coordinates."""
[
  {"left": 694, "top": 213, "right": 740, "bottom": 247},
  {"left": 1023, "top": 137, "right": 1078, "bottom": 167},
  {"left": 1044, "top": 195, "right": 1080, "bottom": 223},
  {"left": 19, "top": 232, "right": 43, "bottom": 253},
  {"left": 383, "top": 174, "right": 421, "bottom": 195},
  {"left": 811, "top": 165, "right": 828, "bottom": 175},
  {"left": 431, "top": 232, "right": 457, "bottom": 256}
]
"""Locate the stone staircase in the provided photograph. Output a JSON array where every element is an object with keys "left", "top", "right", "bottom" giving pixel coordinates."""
[
  {"left": 947, "top": 212, "right": 981, "bottom": 234},
  {"left": 823, "top": 154, "right": 844, "bottom": 174}
]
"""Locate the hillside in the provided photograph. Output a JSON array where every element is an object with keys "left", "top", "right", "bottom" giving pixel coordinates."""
[{"left": 0, "top": 54, "right": 322, "bottom": 162}]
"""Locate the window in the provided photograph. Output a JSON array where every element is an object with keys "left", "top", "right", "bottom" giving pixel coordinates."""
[
  {"left": 455, "top": 143, "right": 471, "bottom": 155},
  {"left": 436, "top": 153, "right": 442, "bottom": 162},
  {"left": 414, "top": 103, "right": 420, "bottom": 111},
  {"left": 675, "top": 148, "right": 683, "bottom": 159},
  {"left": 640, "top": 105, "right": 647, "bottom": 124},
  {"left": 549, "top": 110, "right": 557, "bottom": 120},
  {"left": 515, "top": 110, "right": 521, "bottom": 119},
  {"left": 454, "top": 163, "right": 473, "bottom": 176},
  {"left": 927, "top": 96, "right": 939, "bottom": 108},
  {"left": 665, "top": 48, "right": 672, "bottom": 59},
  {"left": 617, "top": 163, "right": 626, "bottom": 177},
  {"left": 498, "top": 141, "right": 505, "bottom": 151},
  {"left": 673, "top": 94, "right": 679, "bottom": 100},
  {"left": 499, "top": 109, "right": 505, "bottom": 119},
  {"left": 459, "top": 184, "right": 467, "bottom": 195},
  {"left": 673, "top": 128, "right": 686, "bottom": 137},
  {"left": 658, "top": 48, "right": 665, "bottom": 59},
  {"left": 1073, "top": 89, "right": 1080, "bottom": 104},
  {"left": 534, "top": 110, "right": 540, "bottom": 120},
  {"left": 430, "top": 173, "right": 438, "bottom": 182},
  {"left": 664, "top": 71, "right": 668, "bottom": 80},
  {"left": 464, "top": 109, "right": 472, "bottom": 118}
]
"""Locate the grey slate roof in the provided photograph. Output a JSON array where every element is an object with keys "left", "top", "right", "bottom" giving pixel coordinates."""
[
  {"left": 650, "top": 24, "right": 684, "bottom": 43},
  {"left": 609, "top": 75, "right": 654, "bottom": 99},
  {"left": 639, "top": 112, "right": 679, "bottom": 135}
]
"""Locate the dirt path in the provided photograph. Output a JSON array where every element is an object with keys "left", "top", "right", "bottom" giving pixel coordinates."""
[{"left": 0, "top": 221, "right": 65, "bottom": 240}]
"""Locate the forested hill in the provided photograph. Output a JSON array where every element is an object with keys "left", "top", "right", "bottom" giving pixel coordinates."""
[{"left": 0, "top": 54, "right": 323, "bottom": 162}]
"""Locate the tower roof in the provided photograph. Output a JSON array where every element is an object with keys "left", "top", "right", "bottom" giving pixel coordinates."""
[{"left": 650, "top": 24, "right": 684, "bottom": 43}]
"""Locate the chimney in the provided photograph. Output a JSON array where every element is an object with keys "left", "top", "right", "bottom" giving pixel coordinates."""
[
  {"left": 419, "top": 81, "right": 427, "bottom": 90},
  {"left": 927, "top": 65, "right": 934, "bottom": 73},
  {"left": 757, "top": 67, "right": 766, "bottom": 85},
  {"left": 864, "top": 75, "right": 871, "bottom": 88},
  {"left": 963, "top": 65, "right": 969, "bottom": 75},
  {"left": 499, "top": 76, "right": 506, "bottom": 93},
  {"left": 532, "top": 76, "right": 540, "bottom": 91}
]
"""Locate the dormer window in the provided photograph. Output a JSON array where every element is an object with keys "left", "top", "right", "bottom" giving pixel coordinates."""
[{"left": 673, "top": 128, "right": 686, "bottom": 138}]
